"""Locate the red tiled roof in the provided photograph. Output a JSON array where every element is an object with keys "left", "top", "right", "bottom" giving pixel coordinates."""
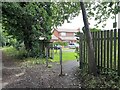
[{"left": 51, "top": 35, "right": 58, "bottom": 40}]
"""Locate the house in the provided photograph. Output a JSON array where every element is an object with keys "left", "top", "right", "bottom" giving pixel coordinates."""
[{"left": 51, "top": 28, "right": 80, "bottom": 43}]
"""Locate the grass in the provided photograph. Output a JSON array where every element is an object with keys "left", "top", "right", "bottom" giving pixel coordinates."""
[
  {"left": 20, "top": 57, "right": 46, "bottom": 67},
  {"left": 1, "top": 46, "right": 77, "bottom": 67},
  {"left": 51, "top": 50, "right": 77, "bottom": 62}
]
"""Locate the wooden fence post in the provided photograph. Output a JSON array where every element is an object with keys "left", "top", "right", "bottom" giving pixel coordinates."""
[
  {"left": 118, "top": 29, "right": 120, "bottom": 76},
  {"left": 114, "top": 29, "right": 117, "bottom": 71}
]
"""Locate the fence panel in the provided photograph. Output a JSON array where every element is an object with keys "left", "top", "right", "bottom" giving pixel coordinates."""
[{"left": 79, "top": 29, "right": 119, "bottom": 75}]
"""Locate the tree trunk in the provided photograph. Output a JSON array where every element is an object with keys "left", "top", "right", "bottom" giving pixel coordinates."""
[
  {"left": 80, "top": 1, "right": 98, "bottom": 75},
  {"left": 23, "top": 29, "right": 33, "bottom": 52},
  {"left": 24, "top": 35, "right": 32, "bottom": 51}
]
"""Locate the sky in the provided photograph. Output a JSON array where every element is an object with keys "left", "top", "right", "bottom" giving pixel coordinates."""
[{"left": 57, "top": 13, "right": 118, "bottom": 32}]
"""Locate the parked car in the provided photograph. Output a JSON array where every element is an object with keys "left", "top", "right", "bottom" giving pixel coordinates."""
[
  {"left": 54, "top": 45, "right": 62, "bottom": 49},
  {"left": 68, "top": 43, "right": 79, "bottom": 49}
]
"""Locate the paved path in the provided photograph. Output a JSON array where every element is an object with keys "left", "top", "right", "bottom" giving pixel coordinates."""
[
  {"left": 2, "top": 60, "right": 81, "bottom": 88},
  {"left": 63, "top": 60, "right": 79, "bottom": 71}
]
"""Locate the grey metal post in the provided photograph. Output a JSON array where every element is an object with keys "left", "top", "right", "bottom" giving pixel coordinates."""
[
  {"left": 59, "top": 48, "right": 63, "bottom": 75},
  {"left": 52, "top": 45, "right": 54, "bottom": 59},
  {"left": 46, "top": 47, "right": 48, "bottom": 67}
]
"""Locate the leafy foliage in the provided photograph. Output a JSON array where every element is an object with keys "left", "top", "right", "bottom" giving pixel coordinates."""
[
  {"left": 2, "top": 2, "right": 80, "bottom": 57},
  {"left": 90, "top": 28, "right": 101, "bottom": 32},
  {"left": 77, "top": 69, "right": 120, "bottom": 88},
  {"left": 85, "top": 2, "right": 120, "bottom": 28}
]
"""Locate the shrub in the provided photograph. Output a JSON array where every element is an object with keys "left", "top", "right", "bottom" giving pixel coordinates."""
[
  {"left": 2, "top": 46, "right": 28, "bottom": 59},
  {"left": 54, "top": 41, "right": 68, "bottom": 46}
]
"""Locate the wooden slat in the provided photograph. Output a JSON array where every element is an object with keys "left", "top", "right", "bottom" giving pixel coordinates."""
[
  {"left": 86, "top": 42, "right": 88, "bottom": 70},
  {"left": 114, "top": 29, "right": 117, "bottom": 70},
  {"left": 110, "top": 30, "right": 113, "bottom": 69},
  {"left": 83, "top": 38, "right": 86, "bottom": 70},
  {"left": 92, "top": 32, "right": 95, "bottom": 54},
  {"left": 118, "top": 29, "right": 120, "bottom": 76},
  {"left": 82, "top": 37, "right": 85, "bottom": 69},
  {"left": 104, "top": 31, "right": 107, "bottom": 72},
  {"left": 95, "top": 32, "right": 97, "bottom": 67},
  {"left": 107, "top": 30, "right": 110, "bottom": 71},
  {"left": 93, "top": 32, "right": 95, "bottom": 63},
  {"left": 98, "top": 31, "right": 100, "bottom": 68},
  {"left": 101, "top": 31, "right": 103, "bottom": 71},
  {"left": 84, "top": 40, "right": 86, "bottom": 63}
]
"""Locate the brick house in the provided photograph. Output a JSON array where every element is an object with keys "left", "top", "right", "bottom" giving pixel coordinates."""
[{"left": 51, "top": 28, "right": 80, "bottom": 43}]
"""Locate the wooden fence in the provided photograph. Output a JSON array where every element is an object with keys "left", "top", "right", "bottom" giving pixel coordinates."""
[{"left": 79, "top": 29, "right": 120, "bottom": 76}]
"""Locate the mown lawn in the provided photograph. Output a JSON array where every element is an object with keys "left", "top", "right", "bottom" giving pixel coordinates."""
[{"left": 51, "top": 50, "right": 77, "bottom": 62}]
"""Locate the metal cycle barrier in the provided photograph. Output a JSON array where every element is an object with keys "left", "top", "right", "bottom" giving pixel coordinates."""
[{"left": 45, "top": 47, "right": 65, "bottom": 76}]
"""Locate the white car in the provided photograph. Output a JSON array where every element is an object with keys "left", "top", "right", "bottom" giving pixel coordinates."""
[{"left": 68, "top": 43, "right": 79, "bottom": 49}]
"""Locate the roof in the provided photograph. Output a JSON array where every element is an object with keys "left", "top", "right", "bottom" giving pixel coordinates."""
[
  {"left": 51, "top": 35, "right": 58, "bottom": 40},
  {"left": 59, "top": 36, "right": 78, "bottom": 40},
  {"left": 55, "top": 28, "right": 79, "bottom": 33}
]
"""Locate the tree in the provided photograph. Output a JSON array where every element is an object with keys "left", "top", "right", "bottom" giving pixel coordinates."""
[
  {"left": 85, "top": 1, "right": 120, "bottom": 28},
  {"left": 80, "top": 1, "right": 98, "bottom": 75},
  {"left": 2, "top": 2, "right": 80, "bottom": 57}
]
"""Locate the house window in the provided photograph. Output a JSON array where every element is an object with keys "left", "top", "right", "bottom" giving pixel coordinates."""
[{"left": 60, "top": 32, "right": 66, "bottom": 36}]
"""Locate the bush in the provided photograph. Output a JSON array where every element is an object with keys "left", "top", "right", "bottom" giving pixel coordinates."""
[
  {"left": 2, "top": 46, "right": 28, "bottom": 59},
  {"left": 54, "top": 41, "right": 68, "bottom": 46},
  {"left": 2, "top": 46, "right": 18, "bottom": 57},
  {"left": 16, "top": 49, "right": 28, "bottom": 59}
]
